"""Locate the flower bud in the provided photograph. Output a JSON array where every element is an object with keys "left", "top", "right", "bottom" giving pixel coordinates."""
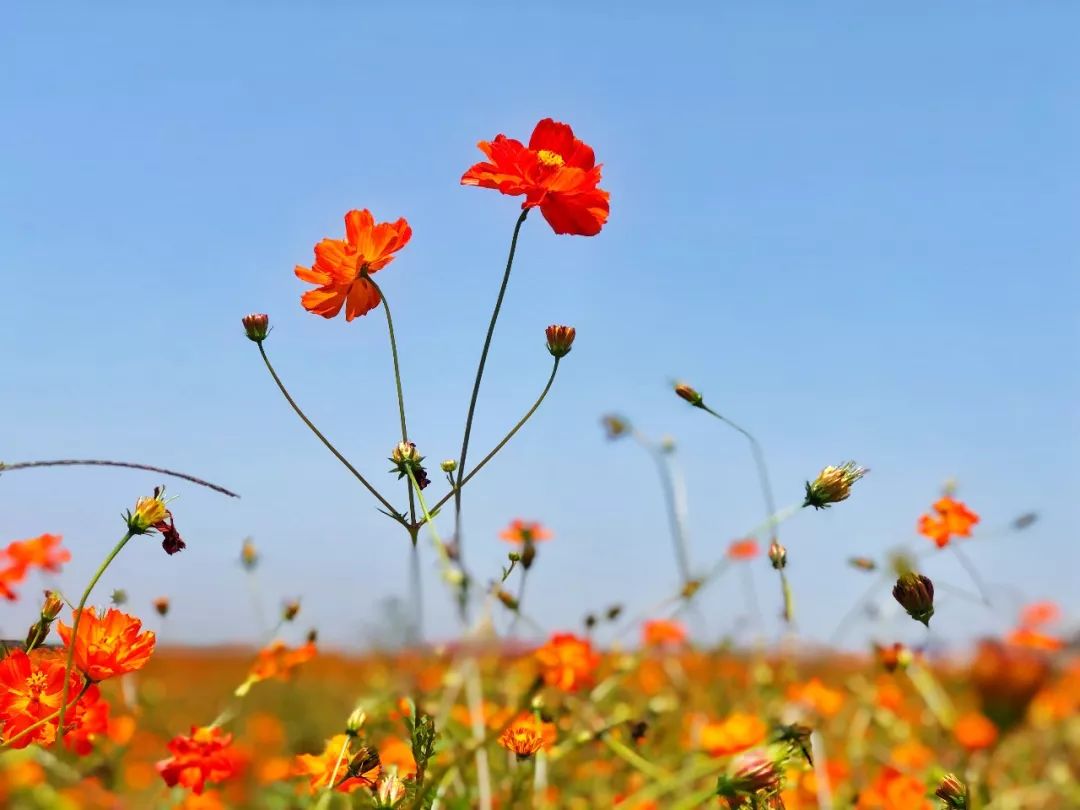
[
  {"left": 673, "top": 382, "right": 703, "bottom": 407},
  {"left": 521, "top": 541, "right": 537, "bottom": 570},
  {"left": 935, "top": 773, "right": 969, "bottom": 809},
  {"left": 768, "top": 541, "right": 787, "bottom": 570},
  {"left": 346, "top": 706, "right": 367, "bottom": 735},
  {"left": 282, "top": 599, "right": 301, "bottom": 622},
  {"left": 375, "top": 773, "right": 407, "bottom": 807},
  {"left": 803, "top": 461, "right": 868, "bottom": 509},
  {"left": 545, "top": 324, "right": 576, "bottom": 358},
  {"left": 601, "top": 414, "right": 629, "bottom": 440},
  {"left": 848, "top": 556, "right": 877, "bottom": 572},
  {"left": 893, "top": 572, "right": 935, "bottom": 626},
  {"left": 496, "top": 589, "right": 519, "bottom": 612},
  {"left": 153, "top": 596, "right": 171, "bottom": 618},
  {"left": 440, "top": 459, "right": 457, "bottom": 473},
  {"left": 584, "top": 613, "right": 598, "bottom": 630},
  {"left": 605, "top": 604, "right": 623, "bottom": 622},
  {"left": 240, "top": 537, "right": 259, "bottom": 571},
  {"left": 41, "top": 590, "right": 63, "bottom": 621},
  {"left": 242, "top": 313, "right": 270, "bottom": 342},
  {"left": 111, "top": 589, "right": 128, "bottom": 605}
]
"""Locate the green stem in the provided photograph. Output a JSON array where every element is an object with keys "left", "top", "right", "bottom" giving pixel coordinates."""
[
  {"left": 429, "top": 356, "right": 559, "bottom": 516},
  {"left": 603, "top": 735, "right": 671, "bottom": 782},
  {"left": 507, "top": 569, "right": 529, "bottom": 636},
  {"left": 55, "top": 531, "right": 135, "bottom": 747},
  {"left": 257, "top": 342, "right": 405, "bottom": 526},
  {"left": 453, "top": 209, "right": 530, "bottom": 563},
  {"left": 0, "top": 459, "right": 237, "bottom": 498}
]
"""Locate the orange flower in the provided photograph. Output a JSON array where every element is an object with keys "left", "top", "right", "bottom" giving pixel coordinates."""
[
  {"left": 857, "top": 766, "right": 932, "bottom": 810},
  {"left": 499, "top": 722, "right": 545, "bottom": 759},
  {"left": 642, "top": 619, "right": 687, "bottom": 648},
  {"left": 377, "top": 736, "right": 417, "bottom": 778},
  {"left": 1007, "top": 627, "right": 1064, "bottom": 651},
  {"left": 63, "top": 686, "right": 109, "bottom": 756},
  {"left": 726, "top": 539, "right": 759, "bottom": 561},
  {"left": 499, "top": 519, "right": 552, "bottom": 544},
  {"left": 0, "top": 565, "right": 23, "bottom": 601},
  {"left": 295, "top": 209, "right": 412, "bottom": 321},
  {"left": 293, "top": 735, "right": 377, "bottom": 793},
  {"left": 917, "top": 496, "right": 979, "bottom": 548},
  {"left": 0, "top": 649, "right": 84, "bottom": 748},
  {"left": 698, "top": 712, "right": 767, "bottom": 757},
  {"left": 157, "top": 726, "right": 239, "bottom": 795},
  {"left": 953, "top": 711, "right": 998, "bottom": 751},
  {"left": 1019, "top": 601, "right": 1060, "bottom": 628},
  {"left": 535, "top": 632, "right": 600, "bottom": 692},
  {"left": 461, "top": 118, "right": 610, "bottom": 236},
  {"left": 57, "top": 607, "right": 156, "bottom": 681},
  {"left": 245, "top": 639, "right": 316, "bottom": 687},
  {"left": 786, "top": 678, "right": 845, "bottom": 718},
  {"left": 5, "top": 534, "right": 70, "bottom": 576}
]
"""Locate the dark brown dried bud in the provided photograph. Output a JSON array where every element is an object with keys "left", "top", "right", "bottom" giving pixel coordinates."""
[
  {"left": 893, "top": 572, "right": 935, "bottom": 626},
  {"left": 605, "top": 604, "right": 623, "bottom": 622}
]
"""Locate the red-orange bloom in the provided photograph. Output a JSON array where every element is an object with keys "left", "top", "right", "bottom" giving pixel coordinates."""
[
  {"left": 786, "top": 678, "right": 845, "bottom": 718},
  {"left": 499, "top": 520, "right": 553, "bottom": 544},
  {"left": 63, "top": 687, "right": 110, "bottom": 756},
  {"left": 5, "top": 534, "right": 70, "bottom": 576},
  {"left": 293, "top": 734, "right": 378, "bottom": 793},
  {"left": 57, "top": 607, "right": 157, "bottom": 681},
  {"left": 157, "top": 726, "right": 239, "bottom": 795},
  {"left": 295, "top": 209, "right": 412, "bottom": 321},
  {"left": 0, "top": 649, "right": 84, "bottom": 748},
  {"left": 247, "top": 639, "right": 317, "bottom": 685},
  {"left": 697, "top": 712, "right": 767, "bottom": 757},
  {"left": 0, "top": 565, "right": 23, "bottom": 601},
  {"left": 642, "top": 619, "right": 687, "bottom": 648},
  {"left": 461, "top": 118, "right": 610, "bottom": 236},
  {"left": 953, "top": 711, "right": 999, "bottom": 751},
  {"left": 726, "top": 539, "right": 760, "bottom": 561},
  {"left": 856, "top": 766, "right": 933, "bottom": 810},
  {"left": 917, "top": 496, "right": 980, "bottom": 548},
  {"left": 534, "top": 632, "right": 600, "bottom": 692}
]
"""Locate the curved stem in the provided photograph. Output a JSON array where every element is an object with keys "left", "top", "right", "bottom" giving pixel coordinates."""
[
  {"left": 367, "top": 274, "right": 418, "bottom": 527},
  {"left": 429, "top": 356, "right": 559, "bottom": 516},
  {"left": 0, "top": 460, "right": 238, "bottom": 498},
  {"left": 453, "top": 209, "right": 530, "bottom": 562},
  {"left": 55, "top": 530, "right": 135, "bottom": 747},
  {"left": 256, "top": 342, "right": 404, "bottom": 526}
]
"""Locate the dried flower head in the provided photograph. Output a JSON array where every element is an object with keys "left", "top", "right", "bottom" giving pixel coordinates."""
[
  {"left": 803, "top": 461, "right": 868, "bottom": 509},
  {"left": 241, "top": 313, "right": 270, "bottom": 342},
  {"left": 892, "top": 572, "right": 935, "bottom": 626},
  {"left": 545, "top": 324, "right": 576, "bottom": 358}
]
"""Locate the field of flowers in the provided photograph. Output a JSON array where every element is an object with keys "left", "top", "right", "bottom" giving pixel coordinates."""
[{"left": 1, "top": 116, "right": 1076, "bottom": 809}]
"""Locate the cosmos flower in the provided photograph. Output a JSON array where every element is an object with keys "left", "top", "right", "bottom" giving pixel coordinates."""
[
  {"left": 917, "top": 496, "right": 979, "bottom": 549},
  {"left": 727, "top": 539, "right": 760, "bottom": 561},
  {"left": 57, "top": 607, "right": 157, "bottom": 682},
  {"left": 499, "top": 520, "right": 553, "bottom": 545},
  {"left": 157, "top": 726, "right": 239, "bottom": 795},
  {"left": 535, "top": 632, "right": 600, "bottom": 692},
  {"left": 0, "top": 649, "right": 84, "bottom": 748}
]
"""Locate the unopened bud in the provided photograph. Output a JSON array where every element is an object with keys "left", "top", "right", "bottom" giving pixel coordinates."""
[
  {"left": 601, "top": 414, "right": 630, "bottom": 440},
  {"left": 803, "top": 461, "right": 868, "bottom": 509},
  {"left": 717, "top": 749, "right": 782, "bottom": 798},
  {"left": 306, "top": 628, "right": 318, "bottom": 644},
  {"left": 893, "top": 572, "right": 935, "bottom": 626},
  {"left": 242, "top": 313, "right": 270, "bottom": 342},
  {"left": 545, "top": 324, "right": 576, "bottom": 358},
  {"left": 111, "top": 589, "right": 128, "bottom": 606},
  {"left": 282, "top": 599, "right": 301, "bottom": 622},
  {"left": 584, "top": 613, "right": 598, "bottom": 630},
  {"left": 41, "top": 591, "right": 63, "bottom": 621},
  {"left": 605, "top": 604, "right": 624, "bottom": 622},
  {"left": 680, "top": 579, "right": 703, "bottom": 599},
  {"left": 848, "top": 556, "right": 877, "bottom": 572},
  {"left": 521, "top": 541, "right": 537, "bottom": 570},
  {"left": 768, "top": 541, "right": 787, "bottom": 570},
  {"left": 673, "top": 382, "right": 703, "bottom": 407},
  {"left": 153, "top": 596, "right": 171, "bottom": 618},
  {"left": 346, "top": 706, "right": 367, "bottom": 735},
  {"left": 440, "top": 459, "right": 457, "bottom": 473},
  {"left": 375, "top": 773, "right": 407, "bottom": 807},
  {"left": 496, "top": 589, "right": 519, "bottom": 612},
  {"left": 935, "top": 773, "right": 969, "bottom": 809}
]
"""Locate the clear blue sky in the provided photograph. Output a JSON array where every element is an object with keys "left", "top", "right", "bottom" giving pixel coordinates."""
[{"left": 2, "top": 3, "right": 1077, "bottom": 650}]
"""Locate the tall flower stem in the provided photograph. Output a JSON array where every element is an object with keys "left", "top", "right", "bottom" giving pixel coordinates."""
[
  {"left": 633, "top": 432, "right": 692, "bottom": 585},
  {"left": 507, "top": 570, "right": 529, "bottom": 636},
  {"left": 55, "top": 530, "right": 135, "bottom": 747},
  {"left": 257, "top": 343, "right": 405, "bottom": 527},
  {"left": 429, "top": 356, "right": 559, "bottom": 516},
  {"left": 0, "top": 459, "right": 238, "bottom": 498},
  {"left": 453, "top": 209, "right": 529, "bottom": 563}
]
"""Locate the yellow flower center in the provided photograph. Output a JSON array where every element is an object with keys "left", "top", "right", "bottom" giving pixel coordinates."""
[
  {"left": 536, "top": 149, "right": 565, "bottom": 168},
  {"left": 26, "top": 671, "right": 48, "bottom": 697}
]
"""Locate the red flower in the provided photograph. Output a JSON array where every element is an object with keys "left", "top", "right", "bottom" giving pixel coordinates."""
[
  {"left": 57, "top": 607, "right": 157, "bottom": 681},
  {"left": 461, "top": 118, "right": 610, "bottom": 236},
  {"left": 295, "top": 209, "right": 412, "bottom": 321},
  {"left": 0, "top": 649, "right": 85, "bottom": 748},
  {"left": 157, "top": 726, "right": 239, "bottom": 795}
]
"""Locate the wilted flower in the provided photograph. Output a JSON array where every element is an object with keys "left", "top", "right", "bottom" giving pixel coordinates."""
[
  {"left": 241, "top": 313, "right": 270, "bottom": 342},
  {"left": 892, "top": 572, "right": 935, "bottom": 626},
  {"left": 390, "top": 442, "right": 430, "bottom": 490},
  {"left": 935, "top": 773, "right": 970, "bottom": 809},
  {"left": 803, "top": 461, "right": 868, "bottom": 509},
  {"left": 545, "top": 324, "right": 576, "bottom": 358}
]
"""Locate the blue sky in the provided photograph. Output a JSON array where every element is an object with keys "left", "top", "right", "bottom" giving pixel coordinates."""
[{"left": 2, "top": 3, "right": 1077, "bottom": 650}]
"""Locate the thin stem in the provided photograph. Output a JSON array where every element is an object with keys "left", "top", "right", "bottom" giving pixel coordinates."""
[
  {"left": 324, "top": 734, "right": 351, "bottom": 795},
  {"left": 507, "top": 570, "right": 529, "bottom": 636},
  {"left": 603, "top": 735, "right": 671, "bottom": 781},
  {"left": 0, "top": 459, "right": 238, "bottom": 498},
  {"left": 409, "top": 539, "right": 424, "bottom": 644},
  {"left": 368, "top": 274, "right": 418, "bottom": 527},
  {"left": 634, "top": 432, "right": 692, "bottom": 584},
  {"left": 429, "top": 356, "right": 559, "bottom": 516},
  {"left": 951, "top": 544, "right": 993, "bottom": 607},
  {"left": 55, "top": 530, "right": 135, "bottom": 747},
  {"left": 257, "top": 342, "right": 404, "bottom": 526},
  {"left": 453, "top": 209, "right": 530, "bottom": 563}
]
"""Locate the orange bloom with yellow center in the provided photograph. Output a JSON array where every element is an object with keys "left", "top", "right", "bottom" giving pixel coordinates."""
[
  {"left": 293, "top": 735, "right": 378, "bottom": 793},
  {"left": 499, "top": 519, "right": 553, "bottom": 544},
  {"left": 726, "top": 538, "right": 760, "bottom": 561},
  {"left": 295, "top": 209, "right": 412, "bottom": 321},
  {"left": 535, "top": 632, "right": 600, "bottom": 692},
  {"left": 642, "top": 619, "right": 687, "bottom": 648},
  {"left": 0, "top": 649, "right": 84, "bottom": 748},
  {"left": 786, "top": 678, "right": 845, "bottom": 718},
  {"left": 57, "top": 607, "right": 156, "bottom": 682},
  {"left": 953, "top": 711, "right": 998, "bottom": 751},
  {"left": 461, "top": 118, "right": 610, "bottom": 236},
  {"left": 5, "top": 534, "right": 71, "bottom": 576},
  {"left": 697, "top": 712, "right": 767, "bottom": 757},
  {"left": 499, "top": 722, "right": 545, "bottom": 759},
  {"left": 156, "top": 726, "right": 239, "bottom": 795},
  {"left": 245, "top": 639, "right": 316, "bottom": 686},
  {"left": 917, "top": 496, "right": 980, "bottom": 548}
]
